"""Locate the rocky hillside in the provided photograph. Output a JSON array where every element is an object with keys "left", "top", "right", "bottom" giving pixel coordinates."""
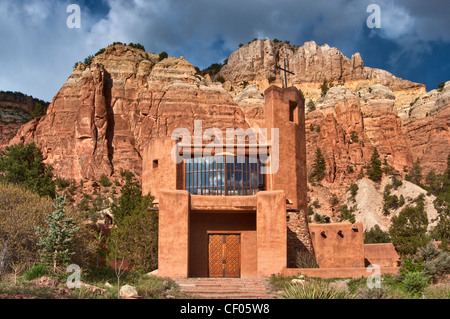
[
  {"left": 217, "top": 39, "right": 426, "bottom": 108},
  {"left": 0, "top": 91, "right": 50, "bottom": 149},
  {"left": 10, "top": 44, "right": 248, "bottom": 182},
  {"left": 6, "top": 41, "right": 450, "bottom": 228}
]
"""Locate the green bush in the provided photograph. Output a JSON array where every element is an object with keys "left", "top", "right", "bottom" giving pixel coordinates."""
[
  {"left": 216, "top": 75, "right": 226, "bottom": 84},
  {"left": 99, "top": 174, "right": 112, "bottom": 187},
  {"left": 349, "top": 183, "right": 359, "bottom": 198},
  {"left": 107, "top": 210, "right": 158, "bottom": 273},
  {"left": 23, "top": 264, "right": 48, "bottom": 281},
  {"left": 0, "top": 143, "right": 56, "bottom": 198},
  {"left": 338, "top": 205, "right": 356, "bottom": 223},
  {"left": 402, "top": 272, "right": 430, "bottom": 296},
  {"left": 418, "top": 244, "right": 450, "bottom": 282},
  {"left": 158, "top": 51, "right": 168, "bottom": 61},
  {"left": 0, "top": 183, "right": 53, "bottom": 272},
  {"left": 364, "top": 225, "right": 391, "bottom": 244}
]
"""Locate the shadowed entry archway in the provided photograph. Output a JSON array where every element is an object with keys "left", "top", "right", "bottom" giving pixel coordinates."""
[{"left": 208, "top": 234, "right": 241, "bottom": 278}]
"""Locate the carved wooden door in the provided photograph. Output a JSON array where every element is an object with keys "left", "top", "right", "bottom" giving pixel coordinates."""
[{"left": 208, "top": 234, "right": 241, "bottom": 278}]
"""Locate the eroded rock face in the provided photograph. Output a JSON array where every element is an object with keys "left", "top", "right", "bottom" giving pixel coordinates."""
[
  {"left": 218, "top": 39, "right": 426, "bottom": 103},
  {"left": 10, "top": 44, "right": 247, "bottom": 181},
  {"left": 0, "top": 92, "right": 35, "bottom": 149},
  {"left": 9, "top": 44, "right": 449, "bottom": 193}
]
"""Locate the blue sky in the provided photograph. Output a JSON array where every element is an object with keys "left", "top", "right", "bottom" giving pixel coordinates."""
[{"left": 0, "top": 0, "right": 449, "bottom": 102}]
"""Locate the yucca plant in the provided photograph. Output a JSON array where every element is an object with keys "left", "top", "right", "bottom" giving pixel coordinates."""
[{"left": 279, "top": 280, "right": 352, "bottom": 299}]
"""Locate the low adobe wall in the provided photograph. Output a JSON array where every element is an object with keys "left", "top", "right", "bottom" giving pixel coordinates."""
[
  {"left": 282, "top": 267, "right": 400, "bottom": 279},
  {"left": 309, "top": 222, "right": 365, "bottom": 268}
]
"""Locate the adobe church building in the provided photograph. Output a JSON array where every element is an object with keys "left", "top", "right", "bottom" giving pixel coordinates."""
[{"left": 142, "top": 85, "right": 400, "bottom": 279}]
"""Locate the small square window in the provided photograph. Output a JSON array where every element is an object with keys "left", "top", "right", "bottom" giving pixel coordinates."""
[{"left": 153, "top": 160, "right": 159, "bottom": 169}]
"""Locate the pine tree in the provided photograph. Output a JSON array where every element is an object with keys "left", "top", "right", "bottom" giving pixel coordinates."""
[
  {"left": 406, "top": 158, "right": 423, "bottom": 186},
  {"left": 36, "top": 196, "right": 79, "bottom": 272},
  {"left": 311, "top": 148, "right": 326, "bottom": 182},
  {"left": 367, "top": 148, "right": 382, "bottom": 182}
]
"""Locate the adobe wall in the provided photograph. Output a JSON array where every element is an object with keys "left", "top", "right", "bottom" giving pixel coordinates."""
[
  {"left": 158, "top": 190, "right": 190, "bottom": 278},
  {"left": 189, "top": 212, "right": 257, "bottom": 278},
  {"left": 256, "top": 191, "right": 287, "bottom": 277},
  {"left": 309, "top": 222, "right": 365, "bottom": 268},
  {"left": 264, "top": 85, "right": 313, "bottom": 266},
  {"left": 142, "top": 137, "right": 180, "bottom": 200},
  {"left": 364, "top": 243, "right": 401, "bottom": 267}
]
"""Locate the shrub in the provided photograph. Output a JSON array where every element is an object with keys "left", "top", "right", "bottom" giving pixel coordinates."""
[
  {"left": 216, "top": 75, "right": 226, "bottom": 84},
  {"left": 402, "top": 272, "right": 430, "bottom": 296},
  {"left": 307, "top": 100, "right": 316, "bottom": 112},
  {"left": 128, "top": 42, "right": 145, "bottom": 51},
  {"left": 0, "top": 143, "right": 56, "bottom": 198},
  {"left": 83, "top": 55, "right": 94, "bottom": 66},
  {"left": 99, "top": 174, "right": 112, "bottom": 187},
  {"left": 312, "top": 200, "right": 321, "bottom": 208},
  {"left": 349, "top": 183, "right": 359, "bottom": 198},
  {"left": 110, "top": 178, "right": 154, "bottom": 224},
  {"left": 295, "top": 251, "right": 318, "bottom": 268},
  {"left": 364, "top": 225, "right": 391, "bottom": 244},
  {"left": 107, "top": 210, "right": 158, "bottom": 272},
  {"left": 158, "top": 51, "right": 168, "bottom": 61},
  {"left": 389, "top": 195, "right": 429, "bottom": 255},
  {"left": 22, "top": 264, "right": 48, "bottom": 281},
  {"left": 320, "top": 79, "right": 329, "bottom": 96},
  {"left": 95, "top": 48, "right": 106, "bottom": 56},
  {"left": 0, "top": 183, "right": 53, "bottom": 273},
  {"left": 280, "top": 280, "right": 351, "bottom": 299},
  {"left": 437, "top": 81, "right": 445, "bottom": 92},
  {"left": 418, "top": 244, "right": 450, "bottom": 282},
  {"left": 55, "top": 177, "right": 71, "bottom": 190},
  {"left": 338, "top": 205, "right": 356, "bottom": 223},
  {"left": 350, "top": 131, "right": 359, "bottom": 143}
]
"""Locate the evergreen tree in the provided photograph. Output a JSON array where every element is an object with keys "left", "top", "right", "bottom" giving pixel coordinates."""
[
  {"left": 367, "top": 148, "right": 382, "bottom": 183},
  {"left": 311, "top": 148, "right": 326, "bottom": 182},
  {"left": 364, "top": 225, "right": 391, "bottom": 244},
  {"left": 406, "top": 158, "right": 423, "bottom": 186},
  {"left": 111, "top": 172, "right": 154, "bottom": 224},
  {"left": 389, "top": 195, "right": 429, "bottom": 255},
  {"left": 35, "top": 196, "right": 79, "bottom": 272},
  {"left": 0, "top": 143, "right": 55, "bottom": 198}
]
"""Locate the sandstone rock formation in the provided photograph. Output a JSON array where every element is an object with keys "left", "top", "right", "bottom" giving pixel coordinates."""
[
  {"left": 217, "top": 39, "right": 426, "bottom": 106},
  {"left": 10, "top": 44, "right": 247, "bottom": 182},
  {"left": 7, "top": 42, "right": 449, "bottom": 220},
  {"left": 0, "top": 91, "right": 37, "bottom": 149}
]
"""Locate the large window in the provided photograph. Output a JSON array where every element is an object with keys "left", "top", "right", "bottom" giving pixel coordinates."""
[{"left": 184, "top": 155, "right": 265, "bottom": 196}]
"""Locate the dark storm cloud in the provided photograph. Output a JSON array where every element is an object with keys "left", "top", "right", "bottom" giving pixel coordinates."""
[{"left": 0, "top": 0, "right": 448, "bottom": 101}]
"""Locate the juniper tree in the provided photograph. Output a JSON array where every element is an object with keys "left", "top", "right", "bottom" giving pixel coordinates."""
[
  {"left": 36, "top": 196, "right": 79, "bottom": 272},
  {"left": 406, "top": 158, "right": 423, "bottom": 186},
  {"left": 367, "top": 148, "right": 382, "bottom": 183},
  {"left": 311, "top": 148, "right": 326, "bottom": 182}
]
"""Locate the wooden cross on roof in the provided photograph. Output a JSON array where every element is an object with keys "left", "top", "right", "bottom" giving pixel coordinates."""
[{"left": 276, "top": 57, "right": 295, "bottom": 88}]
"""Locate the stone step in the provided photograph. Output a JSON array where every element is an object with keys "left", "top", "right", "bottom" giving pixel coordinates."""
[{"left": 174, "top": 278, "right": 275, "bottom": 299}]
